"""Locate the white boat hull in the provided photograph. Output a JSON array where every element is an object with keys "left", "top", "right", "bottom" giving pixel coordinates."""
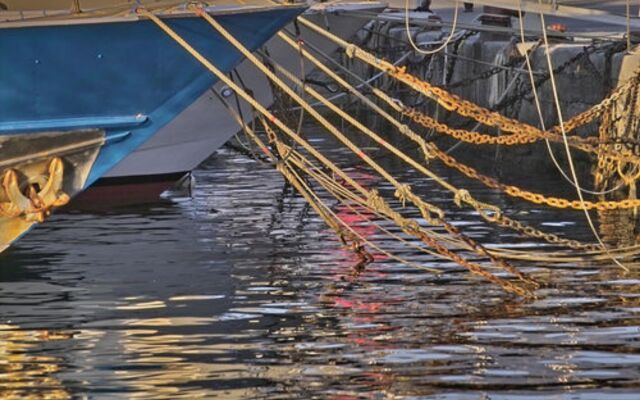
[{"left": 104, "top": 2, "right": 384, "bottom": 181}]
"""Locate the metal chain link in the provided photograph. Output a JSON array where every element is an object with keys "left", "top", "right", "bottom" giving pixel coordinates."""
[
  {"left": 430, "top": 143, "right": 640, "bottom": 211},
  {"left": 496, "top": 41, "right": 627, "bottom": 111}
]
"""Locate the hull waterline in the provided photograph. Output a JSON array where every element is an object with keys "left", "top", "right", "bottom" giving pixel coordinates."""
[{"left": 0, "top": 4, "right": 307, "bottom": 252}]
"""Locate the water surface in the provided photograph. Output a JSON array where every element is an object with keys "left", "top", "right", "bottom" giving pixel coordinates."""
[{"left": 1, "top": 131, "right": 640, "bottom": 399}]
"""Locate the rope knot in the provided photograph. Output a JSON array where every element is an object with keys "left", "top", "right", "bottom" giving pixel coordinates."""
[
  {"left": 399, "top": 123, "right": 422, "bottom": 143},
  {"left": 366, "top": 189, "right": 387, "bottom": 211},
  {"left": 419, "top": 203, "right": 444, "bottom": 225},
  {"left": 399, "top": 124, "right": 412, "bottom": 136},
  {"left": 187, "top": 3, "right": 207, "bottom": 16},
  {"left": 423, "top": 142, "right": 438, "bottom": 159},
  {"left": 400, "top": 219, "right": 421, "bottom": 234},
  {"left": 453, "top": 189, "right": 472, "bottom": 208},
  {"left": 453, "top": 190, "right": 502, "bottom": 222},
  {"left": 406, "top": 195, "right": 445, "bottom": 225},
  {"left": 394, "top": 184, "right": 412, "bottom": 208},
  {"left": 477, "top": 202, "right": 502, "bottom": 222},
  {"left": 394, "top": 185, "right": 444, "bottom": 224},
  {"left": 345, "top": 44, "right": 357, "bottom": 58}
]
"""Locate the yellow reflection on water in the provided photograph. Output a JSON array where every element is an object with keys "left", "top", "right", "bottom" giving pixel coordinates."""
[
  {"left": 122, "top": 317, "right": 216, "bottom": 327},
  {"left": 111, "top": 326, "right": 293, "bottom": 399},
  {"left": 0, "top": 314, "right": 298, "bottom": 399},
  {"left": 0, "top": 324, "right": 71, "bottom": 399},
  {"left": 115, "top": 301, "right": 166, "bottom": 311}
]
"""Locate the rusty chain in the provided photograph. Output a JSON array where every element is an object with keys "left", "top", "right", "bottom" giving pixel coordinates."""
[{"left": 430, "top": 143, "right": 640, "bottom": 211}]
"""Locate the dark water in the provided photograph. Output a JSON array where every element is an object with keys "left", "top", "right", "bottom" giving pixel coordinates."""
[{"left": 2, "top": 130, "right": 640, "bottom": 399}]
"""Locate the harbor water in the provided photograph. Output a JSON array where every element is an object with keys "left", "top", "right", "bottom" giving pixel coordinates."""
[{"left": 1, "top": 121, "right": 640, "bottom": 399}]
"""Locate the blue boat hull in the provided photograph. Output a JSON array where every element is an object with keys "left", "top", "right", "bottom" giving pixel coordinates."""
[
  {"left": 0, "top": 7, "right": 305, "bottom": 186},
  {"left": 0, "top": 6, "right": 305, "bottom": 253}
]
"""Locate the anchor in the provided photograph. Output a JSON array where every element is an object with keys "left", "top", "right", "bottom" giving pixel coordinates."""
[{"left": 0, "top": 157, "right": 71, "bottom": 223}]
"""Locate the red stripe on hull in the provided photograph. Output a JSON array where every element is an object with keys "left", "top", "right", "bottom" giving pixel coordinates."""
[{"left": 70, "top": 173, "right": 188, "bottom": 209}]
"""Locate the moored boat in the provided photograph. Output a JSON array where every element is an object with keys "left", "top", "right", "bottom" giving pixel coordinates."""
[
  {"left": 94, "top": 1, "right": 387, "bottom": 203},
  {"left": 0, "top": 2, "right": 306, "bottom": 253}
]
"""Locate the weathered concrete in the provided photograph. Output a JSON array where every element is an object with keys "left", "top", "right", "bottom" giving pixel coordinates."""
[{"left": 352, "top": 19, "right": 640, "bottom": 191}]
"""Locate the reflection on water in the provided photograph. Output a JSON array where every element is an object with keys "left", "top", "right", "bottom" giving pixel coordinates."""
[
  {"left": 0, "top": 325, "right": 71, "bottom": 399},
  {"left": 1, "top": 130, "right": 640, "bottom": 399}
]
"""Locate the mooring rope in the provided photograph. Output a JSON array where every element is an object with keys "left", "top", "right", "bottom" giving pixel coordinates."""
[
  {"left": 404, "top": 0, "right": 461, "bottom": 56},
  {"left": 141, "top": 7, "right": 540, "bottom": 296},
  {"left": 534, "top": 0, "right": 629, "bottom": 271},
  {"left": 282, "top": 18, "right": 636, "bottom": 266},
  {"left": 275, "top": 29, "right": 637, "bottom": 256},
  {"left": 515, "top": 2, "right": 625, "bottom": 197},
  {"left": 298, "top": 16, "right": 640, "bottom": 167},
  {"left": 140, "top": 4, "right": 640, "bottom": 295}
]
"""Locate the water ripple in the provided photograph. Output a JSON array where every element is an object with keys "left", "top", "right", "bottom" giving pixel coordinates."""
[{"left": 0, "top": 139, "right": 640, "bottom": 399}]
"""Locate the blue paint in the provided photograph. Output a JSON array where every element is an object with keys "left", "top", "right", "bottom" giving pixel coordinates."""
[
  {"left": 0, "top": 7, "right": 306, "bottom": 186},
  {"left": 0, "top": 115, "right": 148, "bottom": 133}
]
